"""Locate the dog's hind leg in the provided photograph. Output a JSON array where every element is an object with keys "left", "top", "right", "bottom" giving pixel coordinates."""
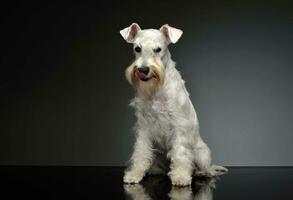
[
  {"left": 194, "top": 142, "right": 228, "bottom": 177},
  {"left": 193, "top": 142, "right": 213, "bottom": 177}
]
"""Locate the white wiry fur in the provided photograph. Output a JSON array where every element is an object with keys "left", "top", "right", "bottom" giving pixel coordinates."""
[{"left": 120, "top": 23, "right": 228, "bottom": 186}]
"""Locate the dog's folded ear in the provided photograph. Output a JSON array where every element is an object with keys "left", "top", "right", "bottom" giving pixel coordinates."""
[
  {"left": 159, "top": 24, "right": 183, "bottom": 44},
  {"left": 120, "top": 23, "right": 141, "bottom": 43}
]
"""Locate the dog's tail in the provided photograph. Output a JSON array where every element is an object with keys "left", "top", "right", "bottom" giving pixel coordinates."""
[
  {"left": 194, "top": 165, "right": 228, "bottom": 177},
  {"left": 209, "top": 165, "right": 228, "bottom": 176}
]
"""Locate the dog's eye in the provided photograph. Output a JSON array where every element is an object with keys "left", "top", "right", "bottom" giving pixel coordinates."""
[
  {"left": 134, "top": 46, "right": 141, "bottom": 53},
  {"left": 154, "top": 47, "right": 161, "bottom": 53}
]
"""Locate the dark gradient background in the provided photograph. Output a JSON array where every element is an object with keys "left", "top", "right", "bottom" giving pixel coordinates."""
[{"left": 0, "top": 1, "right": 292, "bottom": 166}]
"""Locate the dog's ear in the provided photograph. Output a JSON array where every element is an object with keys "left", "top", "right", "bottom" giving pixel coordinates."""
[
  {"left": 120, "top": 23, "right": 141, "bottom": 43},
  {"left": 159, "top": 24, "right": 183, "bottom": 44}
]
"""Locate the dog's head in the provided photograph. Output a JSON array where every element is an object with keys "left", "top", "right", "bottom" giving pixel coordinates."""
[{"left": 120, "top": 23, "right": 183, "bottom": 97}]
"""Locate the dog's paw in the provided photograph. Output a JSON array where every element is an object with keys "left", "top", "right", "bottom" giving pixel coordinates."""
[
  {"left": 169, "top": 172, "right": 192, "bottom": 186},
  {"left": 123, "top": 170, "right": 144, "bottom": 184}
]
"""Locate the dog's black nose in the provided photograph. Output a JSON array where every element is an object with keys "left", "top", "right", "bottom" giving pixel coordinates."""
[{"left": 138, "top": 66, "right": 150, "bottom": 75}]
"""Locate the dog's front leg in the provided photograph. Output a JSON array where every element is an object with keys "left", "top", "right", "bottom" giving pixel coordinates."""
[
  {"left": 124, "top": 130, "right": 153, "bottom": 184},
  {"left": 168, "top": 130, "right": 193, "bottom": 186}
]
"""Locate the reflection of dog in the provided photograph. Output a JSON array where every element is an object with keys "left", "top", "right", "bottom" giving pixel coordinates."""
[
  {"left": 120, "top": 23, "right": 227, "bottom": 186},
  {"left": 124, "top": 176, "right": 216, "bottom": 200}
]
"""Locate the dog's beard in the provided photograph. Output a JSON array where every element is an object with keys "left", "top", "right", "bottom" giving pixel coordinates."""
[{"left": 125, "top": 65, "right": 164, "bottom": 98}]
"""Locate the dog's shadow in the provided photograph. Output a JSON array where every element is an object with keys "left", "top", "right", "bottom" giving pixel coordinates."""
[{"left": 124, "top": 176, "right": 216, "bottom": 200}]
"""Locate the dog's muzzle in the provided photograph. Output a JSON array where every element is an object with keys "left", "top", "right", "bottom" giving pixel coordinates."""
[{"left": 134, "top": 66, "right": 151, "bottom": 81}]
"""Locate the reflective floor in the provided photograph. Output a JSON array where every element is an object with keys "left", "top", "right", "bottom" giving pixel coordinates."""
[{"left": 0, "top": 167, "right": 292, "bottom": 199}]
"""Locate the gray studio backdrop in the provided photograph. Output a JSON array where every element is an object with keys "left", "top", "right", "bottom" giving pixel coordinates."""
[{"left": 0, "top": 1, "right": 292, "bottom": 166}]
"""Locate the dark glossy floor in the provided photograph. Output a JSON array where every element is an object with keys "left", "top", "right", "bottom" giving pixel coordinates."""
[{"left": 0, "top": 167, "right": 292, "bottom": 199}]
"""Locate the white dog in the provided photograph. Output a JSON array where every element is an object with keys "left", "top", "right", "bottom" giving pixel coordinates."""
[{"left": 120, "top": 23, "right": 227, "bottom": 186}]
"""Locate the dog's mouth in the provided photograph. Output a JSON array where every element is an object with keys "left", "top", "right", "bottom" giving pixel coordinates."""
[{"left": 134, "top": 70, "right": 152, "bottom": 82}]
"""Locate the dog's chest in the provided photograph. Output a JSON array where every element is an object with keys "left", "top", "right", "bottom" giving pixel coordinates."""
[{"left": 139, "top": 99, "right": 173, "bottom": 140}]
